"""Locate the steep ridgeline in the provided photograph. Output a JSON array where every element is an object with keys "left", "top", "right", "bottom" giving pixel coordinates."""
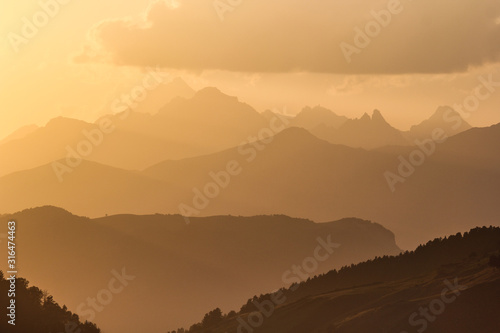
[
  {"left": 408, "top": 106, "right": 472, "bottom": 141},
  {"left": 305, "top": 106, "right": 471, "bottom": 149},
  {"left": 180, "top": 226, "right": 500, "bottom": 333},
  {"left": 312, "top": 109, "right": 410, "bottom": 149}
]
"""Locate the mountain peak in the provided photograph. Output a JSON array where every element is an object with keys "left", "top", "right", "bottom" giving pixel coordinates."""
[
  {"left": 409, "top": 106, "right": 472, "bottom": 139},
  {"left": 273, "top": 127, "right": 325, "bottom": 145},
  {"left": 45, "top": 116, "right": 89, "bottom": 129},
  {"left": 0, "top": 124, "right": 39, "bottom": 145},
  {"left": 189, "top": 87, "right": 241, "bottom": 105},
  {"left": 170, "top": 76, "right": 191, "bottom": 87},
  {"left": 360, "top": 112, "right": 371, "bottom": 121},
  {"left": 301, "top": 105, "right": 332, "bottom": 116},
  {"left": 195, "top": 86, "right": 226, "bottom": 98},
  {"left": 292, "top": 106, "right": 348, "bottom": 130},
  {"left": 433, "top": 105, "right": 455, "bottom": 118},
  {"left": 372, "top": 109, "right": 387, "bottom": 123}
]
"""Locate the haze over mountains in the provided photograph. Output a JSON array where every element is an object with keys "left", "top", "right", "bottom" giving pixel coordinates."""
[
  {"left": 409, "top": 106, "right": 472, "bottom": 140},
  {"left": 1, "top": 47, "right": 497, "bottom": 333},
  {"left": 0, "top": 86, "right": 270, "bottom": 176},
  {"left": 0, "top": 86, "right": 497, "bottom": 248},
  {"left": 0, "top": 124, "right": 39, "bottom": 145},
  {"left": 5, "top": 1, "right": 500, "bottom": 332},
  {"left": 0, "top": 84, "right": 472, "bottom": 178},
  {"left": 312, "top": 109, "right": 409, "bottom": 149},
  {"left": 0, "top": 206, "right": 401, "bottom": 333}
]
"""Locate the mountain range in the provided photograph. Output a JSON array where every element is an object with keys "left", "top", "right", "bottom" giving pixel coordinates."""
[
  {"left": 0, "top": 121, "right": 498, "bottom": 248},
  {"left": 0, "top": 84, "right": 497, "bottom": 248},
  {"left": 0, "top": 84, "right": 472, "bottom": 178},
  {"left": 1, "top": 82, "right": 498, "bottom": 333},
  {"left": 0, "top": 206, "right": 400, "bottom": 333}
]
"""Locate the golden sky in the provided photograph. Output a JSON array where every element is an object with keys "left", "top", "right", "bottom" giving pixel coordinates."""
[{"left": 1, "top": 0, "right": 500, "bottom": 138}]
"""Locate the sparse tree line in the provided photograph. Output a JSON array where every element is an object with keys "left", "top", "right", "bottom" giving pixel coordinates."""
[{"left": 173, "top": 226, "right": 500, "bottom": 333}]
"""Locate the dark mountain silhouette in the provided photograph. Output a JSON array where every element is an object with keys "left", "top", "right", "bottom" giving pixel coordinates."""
[
  {"left": 0, "top": 271, "right": 101, "bottom": 333},
  {"left": 180, "top": 226, "right": 500, "bottom": 333},
  {"left": 0, "top": 206, "right": 400, "bottom": 333}
]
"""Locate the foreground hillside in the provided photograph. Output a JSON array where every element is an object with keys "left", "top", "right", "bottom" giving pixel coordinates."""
[
  {"left": 0, "top": 272, "right": 101, "bottom": 333},
  {"left": 179, "top": 226, "right": 500, "bottom": 333},
  {"left": 0, "top": 206, "right": 400, "bottom": 333}
]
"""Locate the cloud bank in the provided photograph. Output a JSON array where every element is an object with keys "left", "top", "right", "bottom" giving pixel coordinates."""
[{"left": 75, "top": 0, "right": 500, "bottom": 74}]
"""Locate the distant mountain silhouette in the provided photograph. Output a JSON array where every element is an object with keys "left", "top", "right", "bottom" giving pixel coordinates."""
[
  {"left": 261, "top": 109, "right": 293, "bottom": 123},
  {"left": 95, "top": 87, "right": 273, "bottom": 159},
  {"left": 181, "top": 226, "right": 500, "bottom": 333},
  {"left": 290, "top": 106, "right": 348, "bottom": 130},
  {"left": 312, "top": 109, "right": 410, "bottom": 149},
  {"left": 0, "top": 124, "right": 39, "bottom": 145},
  {"left": 0, "top": 271, "right": 100, "bottom": 333},
  {"left": 434, "top": 122, "right": 500, "bottom": 170},
  {"left": 0, "top": 159, "right": 183, "bottom": 216},
  {"left": 1, "top": 124, "right": 499, "bottom": 248},
  {"left": 144, "top": 125, "right": 500, "bottom": 248},
  {"left": 0, "top": 117, "right": 194, "bottom": 176},
  {"left": 0, "top": 88, "right": 273, "bottom": 177},
  {"left": 408, "top": 106, "right": 472, "bottom": 140},
  {"left": 127, "top": 77, "right": 196, "bottom": 114},
  {"left": 0, "top": 206, "right": 400, "bottom": 333},
  {"left": 0, "top": 89, "right": 475, "bottom": 178}
]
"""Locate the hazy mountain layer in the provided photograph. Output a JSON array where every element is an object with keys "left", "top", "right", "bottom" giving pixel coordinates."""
[
  {"left": 0, "top": 87, "right": 472, "bottom": 178},
  {"left": 0, "top": 206, "right": 400, "bottom": 333}
]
